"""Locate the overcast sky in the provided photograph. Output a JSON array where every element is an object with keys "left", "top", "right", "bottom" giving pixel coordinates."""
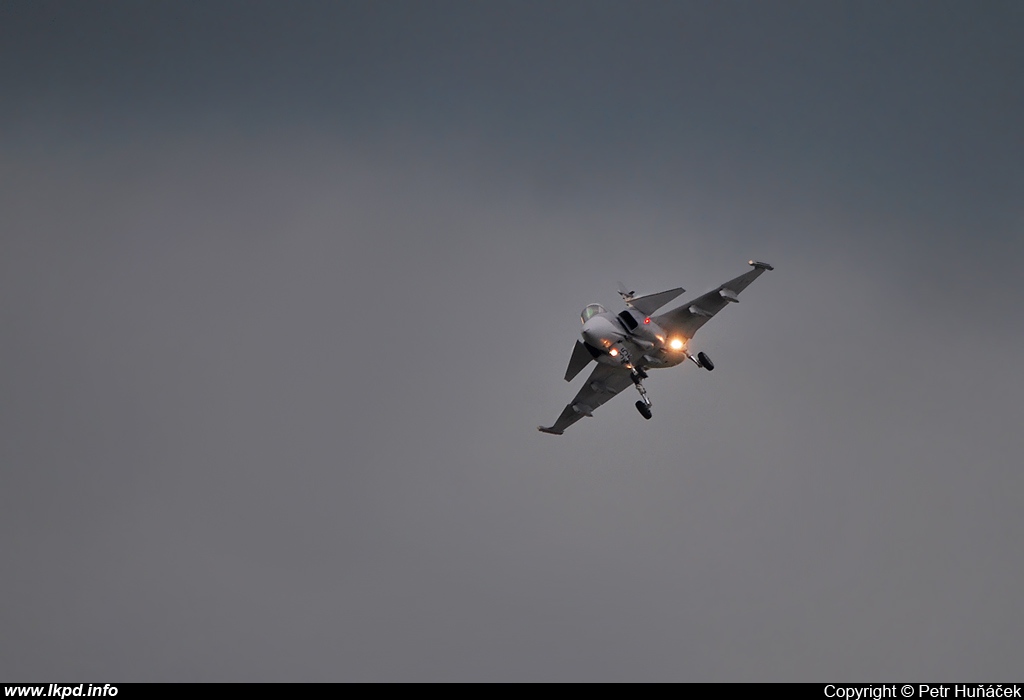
[{"left": 2, "top": 1, "right": 1022, "bottom": 682}]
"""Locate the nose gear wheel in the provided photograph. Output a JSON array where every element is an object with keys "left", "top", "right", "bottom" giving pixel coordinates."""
[{"left": 616, "top": 344, "right": 653, "bottom": 420}]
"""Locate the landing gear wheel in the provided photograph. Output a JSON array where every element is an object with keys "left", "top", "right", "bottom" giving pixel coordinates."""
[
  {"left": 697, "top": 351, "right": 714, "bottom": 371},
  {"left": 635, "top": 400, "right": 652, "bottom": 420}
]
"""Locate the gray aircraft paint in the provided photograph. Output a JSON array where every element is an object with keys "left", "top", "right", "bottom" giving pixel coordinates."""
[{"left": 1, "top": 1, "right": 1022, "bottom": 682}]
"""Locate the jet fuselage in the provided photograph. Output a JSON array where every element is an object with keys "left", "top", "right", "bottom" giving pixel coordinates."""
[{"left": 581, "top": 307, "right": 686, "bottom": 370}]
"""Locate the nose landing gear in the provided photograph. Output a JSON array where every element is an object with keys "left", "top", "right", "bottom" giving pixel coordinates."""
[
  {"left": 627, "top": 358, "right": 654, "bottom": 420},
  {"left": 616, "top": 344, "right": 654, "bottom": 421},
  {"left": 632, "top": 373, "right": 653, "bottom": 420}
]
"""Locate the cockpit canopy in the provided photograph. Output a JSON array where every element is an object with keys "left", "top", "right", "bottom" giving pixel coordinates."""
[{"left": 580, "top": 304, "right": 606, "bottom": 324}]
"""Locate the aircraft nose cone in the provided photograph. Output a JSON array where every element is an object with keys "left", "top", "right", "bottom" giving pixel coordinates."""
[
  {"left": 581, "top": 327, "right": 601, "bottom": 346},
  {"left": 581, "top": 316, "right": 621, "bottom": 349}
]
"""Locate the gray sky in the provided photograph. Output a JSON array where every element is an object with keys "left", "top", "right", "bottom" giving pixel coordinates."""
[{"left": 2, "top": 1, "right": 1022, "bottom": 682}]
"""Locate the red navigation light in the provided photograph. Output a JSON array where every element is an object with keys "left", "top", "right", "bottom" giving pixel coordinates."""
[{"left": 644, "top": 317, "right": 651, "bottom": 324}]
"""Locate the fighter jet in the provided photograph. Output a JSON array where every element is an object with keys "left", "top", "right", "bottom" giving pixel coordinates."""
[{"left": 538, "top": 260, "right": 774, "bottom": 435}]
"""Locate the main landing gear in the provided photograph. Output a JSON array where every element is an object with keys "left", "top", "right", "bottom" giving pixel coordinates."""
[{"left": 689, "top": 351, "right": 714, "bottom": 371}]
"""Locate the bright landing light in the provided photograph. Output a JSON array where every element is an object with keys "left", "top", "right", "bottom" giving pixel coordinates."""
[
  {"left": 669, "top": 338, "right": 685, "bottom": 351},
  {"left": 609, "top": 348, "right": 619, "bottom": 357}
]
